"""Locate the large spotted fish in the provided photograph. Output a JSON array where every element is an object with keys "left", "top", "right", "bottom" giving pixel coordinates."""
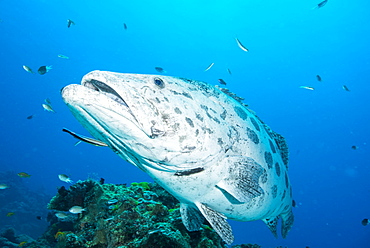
[{"left": 61, "top": 70, "right": 294, "bottom": 244}]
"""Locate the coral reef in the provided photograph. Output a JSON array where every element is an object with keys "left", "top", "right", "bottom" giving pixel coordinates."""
[
  {"left": 20, "top": 179, "right": 261, "bottom": 248},
  {"left": 45, "top": 179, "right": 227, "bottom": 247}
]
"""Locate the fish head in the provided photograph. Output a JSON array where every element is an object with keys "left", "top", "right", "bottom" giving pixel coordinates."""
[{"left": 61, "top": 70, "right": 231, "bottom": 172}]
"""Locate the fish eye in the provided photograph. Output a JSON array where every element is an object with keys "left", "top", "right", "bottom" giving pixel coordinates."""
[{"left": 153, "top": 77, "right": 165, "bottom": 89}]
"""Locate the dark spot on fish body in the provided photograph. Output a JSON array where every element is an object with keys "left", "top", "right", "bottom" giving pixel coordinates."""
[
  {"left": 218, "top": 138, "right": 224, "bottom": 147},
  {"left": 200, "top": 105, "right": 208, "bottom": 111},
  {"left": 275, "top": 162, "right": 281, "bottom": 177},
  {"left": 164, "top": 97, "right": 169, "bottom": 102},
  {"left": 182, "top": 92, "right": 193, "bottom": 99},
  {"left": 172, "top": 123, "right": 180, "bottom": 132},
  {"left": 202, "top": 127, "right": 214, "bottom": 134},
  {"left": 283, "top": 204, "right": 290, "bottom": 211},
  {"left": 185, "top": 117, "right": 194, "bottom": 127},
  {"left": 272, "top": 185, "right": 278, "bottom": 198},
  {"left": 220, "top": 110, "right": 227, "bottom": 120},
  {"left": 264, "top": 152, "right": 273, "bottom": 169},
  {"left": 155, "top": 97, "right": 161, "bottom": 103},
  {"left": 246, "top": 127, "right": 259, "bottom": 144},
  {"left": 182, "top": 146, "right": 196, "bottom": 152},
  {"left": 174, "top": 107, "right": 182, "bottom": 114},
  {"left": 289, "top": 186, "right": 293, "bottom": 198},
  {"left": 234, "top": 106, "right": 248, "bottom": 121},
  {"left": 281, "top": 189, "right": 286, "bottom": 201},
  {"left": 211, "top": 115, "right": 220, "bottom": 124},
  {"left": 195, "top": 129, "right": 199, "bottom": 136},
  {"left": 285, "top": 172, "right": 289, "bottom": 188},
  {"left": 250, "top": 117, "right": 260, "bottom": 131},
  {"left": 260, "top": 169, "right": 268, "bottom": 184},
  {"left": 179, "top": 136, "right": 187, "bottom": 143},
  {"left": 210, "top": 108, "right": 217, "bottom": 114},
  {"left": 269, "top": 140, "right": 276, "bottom": 153},
  {"left": 196, "top": 114, "right": 204, "bottom": 122}
]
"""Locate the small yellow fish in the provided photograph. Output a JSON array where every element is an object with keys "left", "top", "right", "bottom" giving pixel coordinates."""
[
  {"left": 235, "top": 38, "right": 249, "bottom": 52},
  {"left": 300, "top": 86, "right": 315, "bottom": 91},
  {"left": 18, "top": 241, "right": 27, "bottom": 247},
  {"left": 55, "top": 231, "right": 66, "bottom": 239},
  {"left": 17, "top": 172, "right": 31, "bottom": 178},
  {"left": 58, "top": 54, "right": 69, "bottom": 59},
  {"left": 204, "top": 62, "right": 214, "bottom": 71},
  {"left": 0, "top": 183, "right": 9, "bottom": 189},
  {"left": 42, "top": 103, "right": 55, "bottom": 113},
  {"left": 69, "top": 206, "right": 86, "bottom": 214},
  {"left": 22, "top": 65, "right": 34, "bottom": 73},
  {"left": 6, "top": 212, "right": 15, "bottom": 217}
]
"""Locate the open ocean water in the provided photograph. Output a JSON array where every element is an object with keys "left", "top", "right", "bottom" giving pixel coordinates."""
[{"left": 0, "top": 0, "right": 369, "bottom": 247}]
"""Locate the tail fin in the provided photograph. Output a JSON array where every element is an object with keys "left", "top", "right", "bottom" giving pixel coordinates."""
[
  {"left": 263, "top": 217, "right": 279, "bottom": 238},
  {"left": 281, "top": 209, "right": 294, "bottom": 238},
  {"left": 263, "top": 208, "right": 294, "bottom": 238}
]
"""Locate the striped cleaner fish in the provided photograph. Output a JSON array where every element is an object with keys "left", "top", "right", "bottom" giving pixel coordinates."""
[{"left": 61, "top": 70, "right": 294, "bottom": 244}]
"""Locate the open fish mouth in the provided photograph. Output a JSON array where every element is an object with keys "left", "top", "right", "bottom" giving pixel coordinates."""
[
  {"left": 80, "top": 77, "right": 139, "bottom": 124},
  {"left": 82, "top": 79, "right": 129, "bottom": 108}
]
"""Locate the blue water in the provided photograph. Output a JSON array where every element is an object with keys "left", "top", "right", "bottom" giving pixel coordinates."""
[{"left": 1, "top": 0, "right": 369, "bottom": 247}]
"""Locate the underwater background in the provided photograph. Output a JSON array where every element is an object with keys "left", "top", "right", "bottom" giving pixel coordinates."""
[{"left": 0, "top": 0, "right": 369, "bottom": 247}]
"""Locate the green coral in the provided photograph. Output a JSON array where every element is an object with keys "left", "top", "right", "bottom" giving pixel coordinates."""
[{"left": 130, "top": 181, "right": 151, "bottom": 191}]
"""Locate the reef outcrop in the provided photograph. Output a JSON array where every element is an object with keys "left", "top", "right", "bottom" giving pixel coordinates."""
[{"left": 21, "top": 179, "right": 260, "bottom": 248}]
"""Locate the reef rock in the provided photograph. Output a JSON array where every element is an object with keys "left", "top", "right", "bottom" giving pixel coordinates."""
[{"left": 43, "top": 180, "right": 227, "bottom": 247}]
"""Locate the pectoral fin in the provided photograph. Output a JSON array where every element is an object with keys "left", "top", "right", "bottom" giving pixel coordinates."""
[
  {"left": 195, "top": 202, "right": 234, "bottom": 245},
  {"left": 217, "top": 156, "right": 264, "bottom": 203},
  {"left": 180, "top": 203, "right": 204, "bottom": 231}
]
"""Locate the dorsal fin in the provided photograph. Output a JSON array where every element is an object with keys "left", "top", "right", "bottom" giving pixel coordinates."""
[
  {"left": 262, "top": 123, "right": 289, "bottom": 167},
  {"left": 215, "top": 85, "right": 248, "bottom": 106}
]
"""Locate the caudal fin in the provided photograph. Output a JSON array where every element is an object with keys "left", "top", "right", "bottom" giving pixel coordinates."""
[
  {"left": 281, "top": 209, "right": 294, "bottom": 238},
  {"left": 263, "top": 208, "right": 294, "bottom": 238}
]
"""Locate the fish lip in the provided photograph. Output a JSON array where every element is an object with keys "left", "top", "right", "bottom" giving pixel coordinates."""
[{"left": 82, "top": 78, "right": 129, "bottom": 108}]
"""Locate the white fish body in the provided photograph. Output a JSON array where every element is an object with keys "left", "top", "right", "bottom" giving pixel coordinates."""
[
  {"left": 58, "top": 54, "right": 69, "bottom": 59},
  {"left": 61, "top": 71, "right": 294, "bottom": 244},
  {"left": 58, "top": 174, "right": 73, "bottom": 183},
  {"left": 42, "top": 103, "right": 55, "bottom": 113},
  {"left": 204, "top": 62, "right": 214, "bottom": 71},
  {"left": 69, "top": 206, "right": 85, "bottom": 214},
  {"left": 0, "top": 184, "right": 9, "bottom": 189},
  {"left": 235, "top": 38, "right": 249, "bottom": 52},
  {"left": 23, "top": 65, "right": 34, "bottom": 73}
]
